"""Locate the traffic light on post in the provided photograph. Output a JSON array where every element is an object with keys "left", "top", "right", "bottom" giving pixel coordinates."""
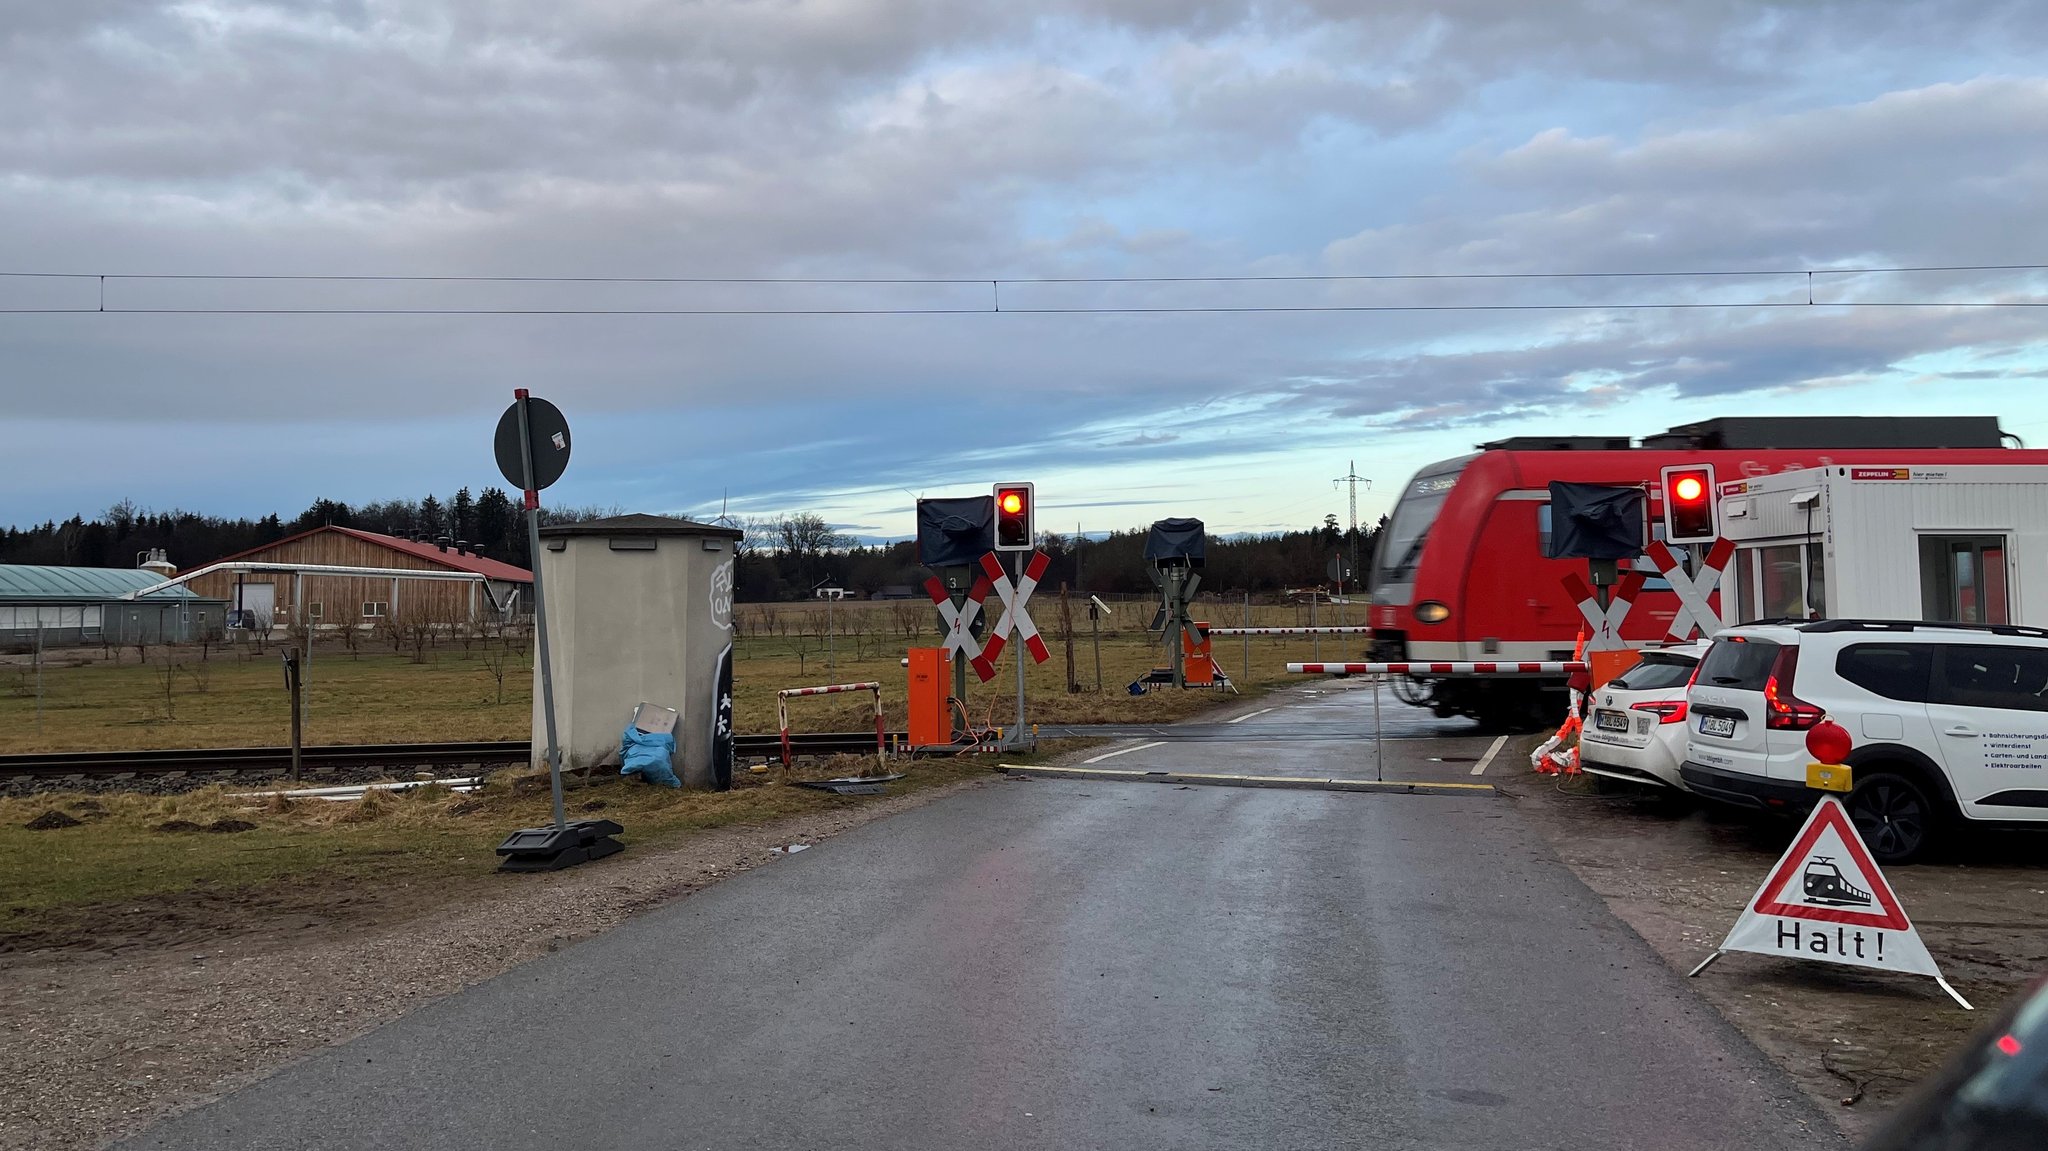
[
  {"left": 1660, "top": 464, "right": 1718, "bottom": 544},
  {"left": 993, "top": 482, "right": 1034, "bottom": 552}
]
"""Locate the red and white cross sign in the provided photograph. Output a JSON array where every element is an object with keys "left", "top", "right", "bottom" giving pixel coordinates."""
[
  {"left": 1559, "top": 569, "right": 1646, "bottom": 652},
  {"left": 924, "top": 574, "right": 992, "bottom": 664},
  {"left": 1644, "top": 538, "right": 1736, "bottom": 640},
  {"left": 971, "top": 550, "right": 1052, "bottom": 682}
]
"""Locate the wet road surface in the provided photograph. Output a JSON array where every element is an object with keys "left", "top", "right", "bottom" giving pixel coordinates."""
[{"left": 121, "top": 684, "right": 1836, "bottom": 1150}]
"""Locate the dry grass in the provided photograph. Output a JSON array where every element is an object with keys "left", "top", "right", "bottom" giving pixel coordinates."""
[
  {"left": 0, "top": 751, "right": 1008, "bottom": 937},
  {"left": 0, "top": 599, "right": 1372, "bottom": 753}
]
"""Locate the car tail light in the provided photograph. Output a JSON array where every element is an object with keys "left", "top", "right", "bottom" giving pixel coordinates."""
[
  {"left": 1631, "top": 700, "right": 1690, "bottom": 725},
  {"left": 1763, "top": 646, "right": 1824, "bottom": 730}
]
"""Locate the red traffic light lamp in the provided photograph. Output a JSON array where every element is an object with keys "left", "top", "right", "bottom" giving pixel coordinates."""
[
  {"left": 1659, "top": 464, "right": 1718, "bottom": 544},
  {"left": 993, "top": 482, "right": 1035, "bottom": 551}
]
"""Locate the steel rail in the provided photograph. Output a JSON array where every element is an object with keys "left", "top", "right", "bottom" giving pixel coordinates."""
[{"left": 0, "top": 732, "right": 912, "bottom": 780}]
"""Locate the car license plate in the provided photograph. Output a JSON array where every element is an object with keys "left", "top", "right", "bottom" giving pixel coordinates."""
[
  {"left": 1698, "top": 714, "right": 1737, "bottom": 738},
  {"left": 1595, "top": 709, "right": 1630, "bottom": 733}
]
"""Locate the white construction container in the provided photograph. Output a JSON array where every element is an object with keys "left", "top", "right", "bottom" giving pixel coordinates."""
[{"left": 1716, "top": 464, "right": 2048, "bottom": 626}]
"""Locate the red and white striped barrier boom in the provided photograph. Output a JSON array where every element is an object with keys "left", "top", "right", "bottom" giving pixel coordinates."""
[
  {"left": 777, "top": 681, "right": 886, "bottom": 769},
  {"left": 1287, "top": 661, "right": 1588, "bottom": 675},
  {"left": 1206, "top": 627, "right": 1375, "bottom": 636}
]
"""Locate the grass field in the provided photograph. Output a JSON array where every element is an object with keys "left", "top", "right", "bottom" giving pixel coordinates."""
[
  {"left": 0, "top": 598, "right": 1375, "bottom": 753},
  {"left": 0, "top": 753, "right": 1011, "bottom": 947},
  {"left": 0, "top": 598, "right": 1376, "bottom": 940}
]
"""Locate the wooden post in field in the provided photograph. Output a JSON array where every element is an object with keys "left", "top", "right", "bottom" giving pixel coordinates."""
[
  {"left": 282, "top": 649, "right": 303, "bottom": 782},
  {"left": 1060, "top": 583, "right": 1078, "bottom": 693}
]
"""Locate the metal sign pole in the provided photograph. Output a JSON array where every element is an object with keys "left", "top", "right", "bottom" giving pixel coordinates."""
[
  {"left": 1373, "top": 672, "right": 1385, "bottom": 782},
  {"left": 516, "top": 391, "right": 568, "bottom": 832},
  {"left": 1091, "top": 601, "right": 1103, "bottom": 692},
  {"left": 1011, "top": 551, "right": 1028, "bottom": 750}
]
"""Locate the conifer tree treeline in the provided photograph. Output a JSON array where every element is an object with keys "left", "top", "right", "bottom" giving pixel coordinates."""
[{"left": 3, "top": 497, "right": 1382, "bottom": 600}]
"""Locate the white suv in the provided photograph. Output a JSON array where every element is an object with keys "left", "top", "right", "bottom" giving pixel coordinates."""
[{"left": 1681, "top": 619, "right": 2048, "bottom": 863}]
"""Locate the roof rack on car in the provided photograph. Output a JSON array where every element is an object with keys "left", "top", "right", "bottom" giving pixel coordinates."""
[{"left": 1796, "top": 619, "right": 2048, "bottom": 638}]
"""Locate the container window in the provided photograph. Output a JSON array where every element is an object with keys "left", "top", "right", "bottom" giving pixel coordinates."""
[{"left": 1920, "top": 535, "right": 2011, "bottom": 624}]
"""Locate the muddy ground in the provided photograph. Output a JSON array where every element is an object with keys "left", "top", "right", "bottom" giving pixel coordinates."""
[{"left": 1510, "top": 770, "right": 2048, "bottom": 1138}]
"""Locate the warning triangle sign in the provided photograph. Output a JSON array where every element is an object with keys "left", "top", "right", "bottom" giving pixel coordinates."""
[{"left": 1693, "top": 796, "right": 1970, "bottom": 1008}]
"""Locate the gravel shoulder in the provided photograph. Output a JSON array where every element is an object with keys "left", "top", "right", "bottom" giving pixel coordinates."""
[
  {"left": 1507, "top": 769, "right": 2048, "bottom": 1139},
  {"left": 0, "top": 774, "right": 1000, "bottom": 1151}
]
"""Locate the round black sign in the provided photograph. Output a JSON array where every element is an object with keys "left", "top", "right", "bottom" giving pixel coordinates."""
[{"left": 494, "top": 396, "right": 572, "bottom": 492}]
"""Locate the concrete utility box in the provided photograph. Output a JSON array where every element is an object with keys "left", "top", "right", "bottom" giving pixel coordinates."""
[{"left": 534, "top": 514, "right": 743, "bottom": 788}]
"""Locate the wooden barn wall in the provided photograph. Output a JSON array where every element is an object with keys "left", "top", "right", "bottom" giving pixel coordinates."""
[{"left": 183, "top": 532, "right": 514, "bottom": 624}]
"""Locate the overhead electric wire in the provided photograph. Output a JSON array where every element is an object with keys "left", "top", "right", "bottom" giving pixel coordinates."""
[
  {"left": 0, "top": 262, "right": 2042, "bottom": 315},
  {"left": 0, "top": 302, "right": 2043, "bottom": 315},
  {"left": 3, "top": 262, "right": 2045, "bottom": 283}
]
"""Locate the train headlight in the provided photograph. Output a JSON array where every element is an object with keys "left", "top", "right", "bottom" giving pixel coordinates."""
[{"left": 1414, "top": 600, "right": 1451, "bottom": 624}]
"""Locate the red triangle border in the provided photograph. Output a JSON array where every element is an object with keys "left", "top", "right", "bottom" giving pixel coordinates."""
[{"left": 1750, "top": 798, "right": 1912, "bottom": 930}]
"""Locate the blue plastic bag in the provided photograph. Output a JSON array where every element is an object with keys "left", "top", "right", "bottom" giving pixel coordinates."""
[{"left": 620, "top": 726, "right": 679, "bottom": 788}]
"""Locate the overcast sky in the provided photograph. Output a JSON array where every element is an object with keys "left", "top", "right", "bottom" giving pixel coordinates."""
[{"left": 5, "top": 0, "right": 2048, "bottom": 543}]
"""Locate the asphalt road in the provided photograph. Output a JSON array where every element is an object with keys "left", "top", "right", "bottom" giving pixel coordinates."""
[{"left": 121, "top": 686, "right": 1837, "bottom": 1150}]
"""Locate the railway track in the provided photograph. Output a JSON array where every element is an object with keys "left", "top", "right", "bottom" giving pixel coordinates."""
[{"left": 0, "top": 732, "right": 908, "bottom": 781}]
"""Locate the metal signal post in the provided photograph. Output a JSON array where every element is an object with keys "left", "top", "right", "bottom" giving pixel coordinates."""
[{"left": 515, "top": 393, "right": 566, "bottom": 832}]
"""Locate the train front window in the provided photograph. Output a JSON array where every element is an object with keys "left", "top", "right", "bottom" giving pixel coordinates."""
[{"left": 1376, "top": 472, "right": 1459, "bottom": 586}]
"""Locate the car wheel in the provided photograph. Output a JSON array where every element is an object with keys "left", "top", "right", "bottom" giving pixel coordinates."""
[{"left": 1846, "top": 772, "right": 1935, "bottom": 865}]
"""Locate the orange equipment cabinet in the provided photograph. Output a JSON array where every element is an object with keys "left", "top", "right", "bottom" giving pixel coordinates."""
[
  {"left": 1182, "top": 621, "right": 1215, "bottom": 687},
  {"left": 907, "top": 647, "right": 952, "bottom": 747}
]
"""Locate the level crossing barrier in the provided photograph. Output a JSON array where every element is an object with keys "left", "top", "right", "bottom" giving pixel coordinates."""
[
  {"left": 1206, "top": 626, "right": 1375, "bottom": 636},
  {"left": 777, "top": 681, "right": 886, "bottom": 771},
  {"left": 1286, "top": 661, "right": 1588, "bottom": 675}
]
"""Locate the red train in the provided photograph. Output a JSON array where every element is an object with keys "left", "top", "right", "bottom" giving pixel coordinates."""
[{"left": 1367, "top": 417, "right": 2045, "bottom": 728}]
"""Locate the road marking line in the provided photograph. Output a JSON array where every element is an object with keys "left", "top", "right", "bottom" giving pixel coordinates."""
[
  {"left": 1082, "top": 741, "right": 1167, "bottom": 764},
  {"left": 1226, "top": 708, "right": 1276, "bottom": 725},
  {"left": 1472, "top": 734, "right": 1509, "bottom": 776}
]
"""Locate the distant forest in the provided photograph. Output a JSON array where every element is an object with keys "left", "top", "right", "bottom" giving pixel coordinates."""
[{"left": 1, "top": 494, "right": 1384, "bottom": 601}]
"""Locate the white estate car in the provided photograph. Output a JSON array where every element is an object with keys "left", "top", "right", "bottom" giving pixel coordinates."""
[
  {"left": 1579, "top": 641, "right": 1711, "bottom": 791},
  {"left": 1681, "top": 619, "right": 2048, "bottom": 863}
]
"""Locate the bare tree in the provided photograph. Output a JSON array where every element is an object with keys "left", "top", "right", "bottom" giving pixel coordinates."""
[
  {"left": 150, "top": 647, "right": 181, "bottom": 721},
  {"left": 478, "top": 638, "right": 521, "bottom": 705},
  {"left": 333, "top": 600, "right": 365, "bottom": 660}
]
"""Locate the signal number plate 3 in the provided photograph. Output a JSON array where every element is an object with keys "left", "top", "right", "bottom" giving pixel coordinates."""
[
  {"left": 1698, "top": 714, "right": 1737, "bottom": 738},
  {"left": 1595, "top": 709, "right": 1631, "bottom": 733}
]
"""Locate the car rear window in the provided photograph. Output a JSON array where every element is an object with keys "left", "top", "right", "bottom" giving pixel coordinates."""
[
  {"left": 1836, "top": 644, "right": 1935, "bottom": 702},
  {"left": 1697, "top": 637, "right": 1781, "bottom": 691},
  {"left": 1608, "top": 654, "right": 1697, "bottom": 692},
  {"left": 1935, "top": 644, "right": 2048, "bottom": 713}
]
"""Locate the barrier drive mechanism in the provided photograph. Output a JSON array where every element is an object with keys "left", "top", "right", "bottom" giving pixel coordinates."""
[{"left": 778, "top": 681, "right": 886, "bottom": 772}]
